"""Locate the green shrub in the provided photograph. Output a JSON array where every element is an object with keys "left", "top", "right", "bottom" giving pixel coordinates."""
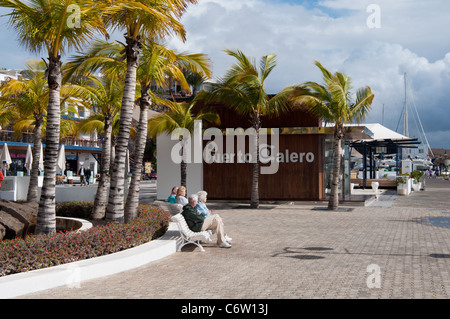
[
  {"left": 411, "top": 169, "right": 424, "bottom": 183},
  {"left": 0, "top": 204, "right": 171, "bottom": 277},
  {"left": 56, "top": 201, "right": 94, "bottom": 219},
  {"left": 396, "top": 173, "right": 410, "bottom": 185}
]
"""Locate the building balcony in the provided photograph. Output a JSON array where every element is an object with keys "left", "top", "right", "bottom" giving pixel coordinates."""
[
  {"left": 60, "top": 137, "right": 102, "bottom": 149},
  {"left": 0, "top": 130, "right": 34, "bottom": 145},
  {"left": 0, "top": 130, "right": 102, "bottom": 150}
]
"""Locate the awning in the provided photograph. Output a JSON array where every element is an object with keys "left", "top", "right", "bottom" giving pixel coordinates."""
[{"left": 280, "top": 125, "right": 374, "bottom": 140}]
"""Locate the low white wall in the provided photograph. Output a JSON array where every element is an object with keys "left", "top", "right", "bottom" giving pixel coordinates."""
[
  {"left": 55, "top": 181, "right": 130, "bottom": 203},
  {"left": 0, "top": 176, "right": 43, "bottom": 201},
  {"left": 0, "top": 177, "right": 127, "bottom": 203},
  {"left": 55, "top": 185, "right": 99, "bottom": 202},
  {"left": 0, "top": 222, "right": 179, "bottom": 298}
]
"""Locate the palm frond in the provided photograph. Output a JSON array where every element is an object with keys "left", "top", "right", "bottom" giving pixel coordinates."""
[
  {"left": 78, "top": 116, "right": 105, "bottom": 134},
  {"left": 104, "top": 0, "right": 195, "bottom": 42},
  {"left": 259, "top": 53, "right": 277, "bottom": 84},
  {"left": 289, "top": 61, "right": 374, "bottom": 126},
  {"left": 348, "top": 86, "right": 374, "bottom": 124},
  {"left": 148, "top": 100, "right": 219, "bottom": 138},
  {"left": 0, "top": 0, "right": 109, "bottom": 56}
]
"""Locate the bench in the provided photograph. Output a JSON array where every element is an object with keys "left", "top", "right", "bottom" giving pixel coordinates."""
[
  {"left": 351, "top": 178, "right": 397, "bottom": 188},
  {"left": 154, "top": 200, "right": 183, "bottom": 216},
  {"left": 171, "top": 213, "right": 212, "bottom": 252}
]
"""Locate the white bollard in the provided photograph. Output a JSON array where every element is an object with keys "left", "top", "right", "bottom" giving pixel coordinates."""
[{"left": 371, "top": 182, "right": 379, "bottom": 199}]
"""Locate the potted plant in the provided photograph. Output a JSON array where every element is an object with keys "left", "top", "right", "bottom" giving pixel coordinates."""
[
  {"left": 396, "top": 173, "right": 411, "bottom": 195},
  {"left": 411, "top": 170, "right": 424, "bottom": 191}
]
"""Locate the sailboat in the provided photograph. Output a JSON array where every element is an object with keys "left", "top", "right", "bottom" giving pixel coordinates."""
[
  {"left": 411, "top": 157, "right": 433, "bottom": 170},
  {"left": 376, "top": 154, "right": 397, "bottom": 169},
  {"left": 396, "top": 73, "right": 433, "bottom": 171}
]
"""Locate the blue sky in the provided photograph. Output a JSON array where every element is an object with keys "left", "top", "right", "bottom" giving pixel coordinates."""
[
  {"left": 271, "top": 0, "right": 355, "bottom": 17},
  {"left": 0, "top": 0, "right": 450, "bottom": 150}
]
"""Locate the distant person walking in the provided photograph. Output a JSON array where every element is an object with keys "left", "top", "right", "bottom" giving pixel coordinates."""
[
  {"left": 79, "top": 165, "right": 86, "bottom": 186},
  {"left": 85, "top": 166, "right": 91, "bottom": 185}
]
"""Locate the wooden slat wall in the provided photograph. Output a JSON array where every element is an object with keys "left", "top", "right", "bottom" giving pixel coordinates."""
[
  {"left": 199, "top": 104, "right": 322, "bottom": 129},
  {"left": 203, "top": 134, "right": 324, "bottom": 201}
]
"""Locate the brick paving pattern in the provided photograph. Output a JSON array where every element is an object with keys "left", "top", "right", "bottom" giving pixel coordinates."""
[{"left": 20, "top": 178, "right": 450, "bottom": 299}]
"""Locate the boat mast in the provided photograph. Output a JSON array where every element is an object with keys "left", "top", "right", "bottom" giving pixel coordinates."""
[{"left": 403, "top": 72, "right": 409, "bottom": 137}]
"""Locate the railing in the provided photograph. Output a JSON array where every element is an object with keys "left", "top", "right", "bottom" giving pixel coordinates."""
[
  {"left": 0, "top": 130, "right": 102, "bottom": 148},
  {"left": 0, "top": 130, "right": 34, "bottom": 144},
  {"left": 60, "top": 137, "right": 102, "bottom": 148}
]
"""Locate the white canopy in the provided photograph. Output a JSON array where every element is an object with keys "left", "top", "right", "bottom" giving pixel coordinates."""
[
  {"left": 25, "top": 144, "right": 33, "bottom": 175},
  {"left": 39, "top": 144, "right": 44, "bottom": 172},
  {"left": 0, "top": 143, "right": 12, "bottom": 174},
  {"left": 355, "top": 123, "right": 410, "bottom": 141},
  {"left": 57, "top": 145, "right": 66, "bottom": 175}
]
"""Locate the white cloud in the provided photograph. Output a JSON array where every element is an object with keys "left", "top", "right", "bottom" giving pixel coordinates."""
[
  {"left": 167, "top": 0, "right": 450, "bottom": 149},
  {"left": 0, "top": 0, "right": 449, "bottom": 149}
]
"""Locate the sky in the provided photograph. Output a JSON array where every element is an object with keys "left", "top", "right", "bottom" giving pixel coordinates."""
[{"left": 0, "top": 0, "right": 450, "bottom": 150}]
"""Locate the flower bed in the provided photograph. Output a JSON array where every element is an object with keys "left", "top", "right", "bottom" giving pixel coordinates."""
[{"left": 0, "top": 204, "right": 171, "bottom": 277}]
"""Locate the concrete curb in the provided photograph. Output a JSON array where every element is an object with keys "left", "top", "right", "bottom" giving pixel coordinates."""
[{"left": 0, "top": 223, "right": 180, "bottom": 299}]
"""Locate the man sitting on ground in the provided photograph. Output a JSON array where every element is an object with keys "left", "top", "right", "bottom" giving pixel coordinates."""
[{"left": 181, "top": 194, "right": 232, "bottom": 248}]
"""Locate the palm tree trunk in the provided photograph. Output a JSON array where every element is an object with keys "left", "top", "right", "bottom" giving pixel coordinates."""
[
  {"left": 328, "top": 124, "right": 344, "bottom": 210},
  {"left": 27, "top": 116, "right": 43, "bottom": 202},
  {"left": 180, "top": 159, "right": 187, "bottom": 188},
  {"left": 125, "top": 96, "right": 149, "bottom": 222},
  {"left": 106, "top": 36, "right": 140, "bottom": 223},
  {"left": 250, "top": 116, "right": 260, "bottom": 209},
  {"left": 178, "top": 134, "right": 188, "bottom": 187},
  {"left": 35, "top": 54, "right": 62, "bottom": 235},
  {"left": 110, "top": 141, "right": 116, "bottom": 170},
  {"left": 91, "top": 116, "right": 113, "bottom": 220}
]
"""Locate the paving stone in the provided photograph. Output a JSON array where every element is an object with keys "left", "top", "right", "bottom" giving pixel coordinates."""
[{"left": 18, "top": 178, "right": 450, "bottom": 299}]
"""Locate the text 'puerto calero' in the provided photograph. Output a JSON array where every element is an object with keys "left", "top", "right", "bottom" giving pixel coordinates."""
[{"left": 170, "top": 120, "right": 315, "bottom": 175}]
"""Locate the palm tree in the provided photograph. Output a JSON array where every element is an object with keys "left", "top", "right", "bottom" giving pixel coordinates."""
[
  {"left": 0, "top": 101, "right": 13, "bottom": 129},
  {"left": 148, "top": 100, "right": 219, "bottom": 188},
  {"left": 0, "top": 60, "right": 46, "bottom": 202},
  {"left": 183, "top": 69, "right": 207, "bottom": 96},
  {"left": 196, "top": 49, "right": 291, "bottom": 208},
  {"left": 66, "top": 71, "right": 124, "bottom": 220},
  {"left": 124, "top": 40, "right": 212, "bottom": 222},
  {"left": 103, "top": 0, "right": 198, "bottom": 223},
  {"left": 64, "top": 40, "right": 126, "bottom": 221},
  {"left": 63, "top": 39, "right": 209, "bottom": 221},
  {"left": 0, "top": 60, "right": 92, "bottom": 202},
  {"left": 286, "top": 61, "right": 374, "bottom": 210},
  {"left": 64, "top": 39, "right": 130, "bottom": 221},
  {"left": 0, "top": 0, "right": 109, "bottom": 234}
]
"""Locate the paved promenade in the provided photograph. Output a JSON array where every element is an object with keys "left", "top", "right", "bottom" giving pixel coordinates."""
[{"left": 21, "top": 178, "right": 450, "bottom": 299}]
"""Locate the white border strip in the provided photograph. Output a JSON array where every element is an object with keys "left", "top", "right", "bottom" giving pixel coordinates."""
[{"left": 0, "top": 223, "right": 181, "bottom": 299}]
